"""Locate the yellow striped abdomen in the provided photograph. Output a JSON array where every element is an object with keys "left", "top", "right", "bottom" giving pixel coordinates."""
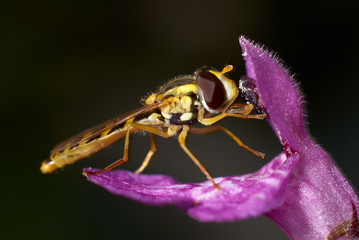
[{"left": 40, "top": 129, "right": 128, "bottom": 173}]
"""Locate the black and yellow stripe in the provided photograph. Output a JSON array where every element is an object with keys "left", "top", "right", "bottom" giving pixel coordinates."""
[{"left": 41, "top": 102, "right": 166, "bottom": 173}]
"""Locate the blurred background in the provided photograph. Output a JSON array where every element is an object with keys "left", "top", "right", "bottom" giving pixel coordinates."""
[{"left": 1, "top": 0, "right": 358, "bottom": 239}]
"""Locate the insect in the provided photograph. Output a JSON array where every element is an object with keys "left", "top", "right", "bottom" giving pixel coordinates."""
[{"left": 41, "top": 65, "right": 267, "bottom": 189}]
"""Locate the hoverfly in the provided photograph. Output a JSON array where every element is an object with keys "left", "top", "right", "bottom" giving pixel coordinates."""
[{"left": 41, "top": 65, "right": 266, "bottom": 189}]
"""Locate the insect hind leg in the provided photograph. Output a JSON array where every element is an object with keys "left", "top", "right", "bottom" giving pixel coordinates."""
[
  {"left": 84, "top": 122, "right": 170, "bottom": 176},
  {"left": 84, "top": 121, "right": 133, "bottom": 175}
]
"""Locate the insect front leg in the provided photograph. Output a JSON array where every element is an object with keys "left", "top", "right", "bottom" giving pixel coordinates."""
[{"left": 197, "top": 104, "right": 267, "bottom": 126}]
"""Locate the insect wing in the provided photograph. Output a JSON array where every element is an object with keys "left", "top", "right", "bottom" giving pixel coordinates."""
[{"left": 50, "top": 102, "right": 165, "bottom": 154}]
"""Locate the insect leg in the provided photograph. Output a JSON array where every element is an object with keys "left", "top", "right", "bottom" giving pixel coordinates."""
[
  {"left": 85, "top": 121, "right": 134, "bottom": 175},
  {"left": 178, "top": 125, "right": 220, "bottom": 189},
  {"left": 85, "top": 123, "right": 171, "bottom": 175},
  {"left": 189, "top": 126, "right": 265, "bottom": 159},
  {"left": 134, "top": 134, "right": 157, "bottom": 174},
  {"left": 198, "top": 104, "right": 267, "bottom": 126}
]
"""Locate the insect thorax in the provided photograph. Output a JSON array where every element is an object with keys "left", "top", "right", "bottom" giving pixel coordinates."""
[{"left": 145, "top": 83, "right": 201, "bottom": 126}]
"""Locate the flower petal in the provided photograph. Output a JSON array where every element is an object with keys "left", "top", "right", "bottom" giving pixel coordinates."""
[
  {"left": 240, "top": 36, "right": 308, "bottom": 152},
  {"left": 240, "top": 36, "right": 359, "bottom": 239},
  {"left": 85, "top": 152, "right": 299, "bottom": 222},
  {"left": 267, "top": 145, "right": 359, "bottom": 240}
]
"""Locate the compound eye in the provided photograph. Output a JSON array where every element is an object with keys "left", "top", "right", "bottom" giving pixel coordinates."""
[{"left": 196, "top": 71, "right": 226, "bottom": 110}]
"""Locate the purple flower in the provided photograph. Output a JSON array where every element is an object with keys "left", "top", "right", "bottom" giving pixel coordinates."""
[{"left": 85, "top": 37, "right": 359, "bottom": 240}]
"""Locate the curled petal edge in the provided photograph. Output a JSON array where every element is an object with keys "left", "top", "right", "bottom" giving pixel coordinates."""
[{"left": 85, "top": 152, "right": 299, "bottom": 222}]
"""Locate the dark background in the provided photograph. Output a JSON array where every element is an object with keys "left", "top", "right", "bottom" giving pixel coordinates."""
[{"left": 1, "top": 1, "right": 358, "bottom": 239}]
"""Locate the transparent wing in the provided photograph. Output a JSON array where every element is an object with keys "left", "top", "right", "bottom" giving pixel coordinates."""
[{"left": 51, "top": 101, "right": 165, "bottom": 154}]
